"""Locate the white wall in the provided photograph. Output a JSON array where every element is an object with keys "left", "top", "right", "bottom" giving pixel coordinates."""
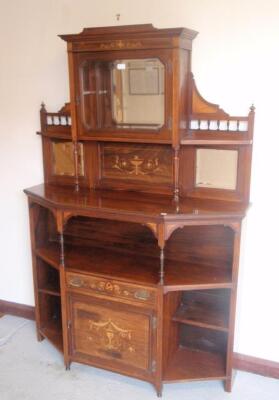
[{"left": 0, "top": 0, "right": 278, "bottom": 362}]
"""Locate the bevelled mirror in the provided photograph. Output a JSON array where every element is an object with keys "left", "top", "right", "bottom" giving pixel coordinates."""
[
  {"left": 80, "top": 58, "right": 165, "bottom": 131},
  {"left": 195, "top": 149, "right": 238, "bottom": 190},
  {"left": 111, "top": 59, "right": 165, "bottom": 128},
  {"left": 52, "top": 142, "right": 84, "bottom": 176}
]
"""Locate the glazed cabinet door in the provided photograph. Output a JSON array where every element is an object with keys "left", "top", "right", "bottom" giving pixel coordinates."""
[
  {"left": 68, "top": 293, "right": 157, "bottom": 382},
  {"left": 73, "top": 50, "right": 173, "bottom": 142}
]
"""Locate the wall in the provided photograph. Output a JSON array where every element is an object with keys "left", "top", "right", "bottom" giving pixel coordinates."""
[{"left": 0, "top": 0, "right": 278, "bottom": 362}]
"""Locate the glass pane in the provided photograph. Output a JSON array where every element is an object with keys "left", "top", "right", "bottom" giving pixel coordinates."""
[
  {"left": 195, "top": 149, "right": 238, "bottom": 190},
  {"left": 112, "top": 59, "right": 165, "bottom": 128},
  {"left": 79, "top": 58, "right": 165, "bottom": 131},
  {"left": 52, "top": 142, "right": 84, "bottom": 176},
  {"left": 80, "top": 61, "right": 100, "bottom": 130}
]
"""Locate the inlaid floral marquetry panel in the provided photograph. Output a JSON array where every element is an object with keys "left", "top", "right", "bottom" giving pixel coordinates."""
[
  {"left": 101, "top": 143, "right": 173, "bottom": 184},
  {"left": 71, "top": 299, "right": 151, "bottom": 371}
]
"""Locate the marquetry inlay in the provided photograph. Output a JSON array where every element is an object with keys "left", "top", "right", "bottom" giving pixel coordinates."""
[
  {"left": 88, "top": 318, "right": 135, "bottom": 353},
  {"left": 67, "top": 273, "right": 156, "bottom": 306},
  {"left": 112, "top": 155, "right": 161, "bottom": 176},
  {"left": 99, "top": 40, "right": 142, "bottom": 50}
]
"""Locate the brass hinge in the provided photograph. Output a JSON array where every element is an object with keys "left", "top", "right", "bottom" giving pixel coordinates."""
[
  {"left": 151, "top": 360, "right": 156, "bottom": 373},
  {"left": 152, "top": 316, "right": 157, "bottom": 330}
]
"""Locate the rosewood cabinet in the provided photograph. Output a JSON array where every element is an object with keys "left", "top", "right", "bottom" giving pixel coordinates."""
[{"left": 24, "top": 24, "right": 254, "bottom": 396}]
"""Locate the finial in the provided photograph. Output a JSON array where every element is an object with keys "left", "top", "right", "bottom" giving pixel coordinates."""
[
  {"left": 40, "top": 102, "right": 46, "bottom": 111},
  {"left": 250, "top": 104, "right": 255, "bottom": 112}
]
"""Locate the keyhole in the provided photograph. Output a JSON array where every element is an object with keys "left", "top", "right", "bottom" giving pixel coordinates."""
[{"left": 116, "top": 13, "right": 120, "bottom": 21}]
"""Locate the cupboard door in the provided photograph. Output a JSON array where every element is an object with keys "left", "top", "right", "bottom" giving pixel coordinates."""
[
  {"left": 68, "top": 294, "right": 156, "bottom": 379},
  {"left": 74, "top": 50, "right": 173, "bottom": 143}
]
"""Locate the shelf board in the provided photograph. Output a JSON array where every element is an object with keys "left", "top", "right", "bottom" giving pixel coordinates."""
[
  {"left": 181, "top": 139, "right": 252, "bottom": 145},
  {"left": 24, "top": 183, "right": 248, "bottom": 221},
  {"left": 35, "top": 242, "right": 232, "bottom": 289},
  {"left": 39, "top": 131, "right": 71, "bottom": 140},
  {"left": 173, "top": 302, "right": 229, "bottom": 332},
  {"left": 163, "top": 262, "right": 232, "bottom": 292},
  {"left": 163, "top": 347, "right": 226, "bottom": 383},
  {"left": 39, "top": 319, "right": 63, "bottom": 352},
  {"left": 38, "top": 282, "right": 61, "bottom": 297},
  {"left": 35, "top": 244, "right": 60, "bottom": 270}
]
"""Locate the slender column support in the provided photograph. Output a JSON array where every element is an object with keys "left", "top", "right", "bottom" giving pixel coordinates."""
[
  {"left": 159, "top": 247, "right": 165, "bottom": 285},
  {"left": 57, "top": 215, "right": 71, "bottom": 371},
  {"left": 225, "top": 223, "right": 241, "bottom": 392},
  {"left": 59, "top": 232, "right": 65, "bottom": 267},
  {"left": 73, "top": 141, "right": 80, "bottom": 192},
  {"left": 28, "top": 201, "right": 44, "bottom": 341},
  {"left": 173, "top": 148, "right": 180, "bottom": 203}
]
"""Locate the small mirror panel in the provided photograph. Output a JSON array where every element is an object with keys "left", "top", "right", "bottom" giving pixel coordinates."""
[
  {"left": 52, "top": 142, "right": 84, "bottom": 176},
  {"left": 195, "top": 149, "right": 238, "bottom": 190}
]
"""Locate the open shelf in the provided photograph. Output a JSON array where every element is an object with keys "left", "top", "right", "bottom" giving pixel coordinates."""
[
  {"left": 38, "top": 285, "right": 60, "bottom": 297},
  {"left": 163, "top": 347, "right": 226, "bottom": 382},
  {"left": 37, "top": 257, "right": 61, "bottom": 296},
  {"left": 172, "top": 290, "right": 230, "bottom": 332},
  {"left": 38, "top": 291, "right": 63, "bottom": 352},
  {"left": 35, "top": 243, "right": 60, "bottom": 270},
  {"left": 35, "top": 242, "right": 232, "bottom": 289},
  {"left": 163, "top": 314, "right": 228, "bottom": 383},
  {"left": 39, "top": 319, "right": 63, "bottom": 352}
]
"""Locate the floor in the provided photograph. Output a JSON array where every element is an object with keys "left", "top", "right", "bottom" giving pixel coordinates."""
[{"left": 0, "top": 316, "right": 278, "bottom": 400}]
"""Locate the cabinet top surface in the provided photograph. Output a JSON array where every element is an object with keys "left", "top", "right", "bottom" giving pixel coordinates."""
[
  {"left": 24, "top": 184, "right": 248, "bottom": 222},
  {"left": 59, "top": 23, "right": 198, "bottom": 43}
]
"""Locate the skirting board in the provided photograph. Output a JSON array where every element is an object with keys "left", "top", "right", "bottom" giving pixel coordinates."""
[
  {"left": 233, "top": 352, "right": 279, "bottom": 380},
  {"left": 0, "top": 299, "right": 35, "bottom": 320},
  {"left": 0, "top": 299, "right": 278, "bottom": 380}
]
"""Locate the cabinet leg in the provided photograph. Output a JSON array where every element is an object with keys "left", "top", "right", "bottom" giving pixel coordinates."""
[
  {"left": 225, "top": 377, "right": 232, "bottom": 392},
  {"left": 155, "top": 383, "right": 163, "bottom": 397},
  {"left": 225, "top": 370, "right": 237, "bottom": 392},
  {"left": 65, "top": 361, "right": 71, "bottom": 371},
  {"left": 36, "top": 330, "right": 44, "bottom": 342},
  {"left": 225, "top": 375, "right": 232, "bottom": 392},
  {"left": 156, "top": 389, "right": 162, "bottom": 398}
]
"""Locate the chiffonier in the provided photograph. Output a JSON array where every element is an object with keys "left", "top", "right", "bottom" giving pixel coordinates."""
[{"left": 24, "top": 24, "right": 254, "bottom": 396}]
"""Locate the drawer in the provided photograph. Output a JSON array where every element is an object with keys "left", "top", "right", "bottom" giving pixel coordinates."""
[{"left": 66, "top": 272, "right": 157, "bottom": 306}]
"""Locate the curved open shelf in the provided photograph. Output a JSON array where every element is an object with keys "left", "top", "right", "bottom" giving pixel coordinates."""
[
  {"left": 163, "top": 347, "right": 226, "bottom": 383},
  {"left": 172, "top": 289, "right": 230, "bottom": 332},
  {"left": 35, "top": 242, "right": 232, "bottom": 290}
]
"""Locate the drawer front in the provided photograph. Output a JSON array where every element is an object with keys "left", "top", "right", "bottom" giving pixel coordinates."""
[
  {"left": 68, "top": 295, "right": 156, "bottom": 377},
  {"left": 66, "top": 272, "right": 156, "bottom": 306}
]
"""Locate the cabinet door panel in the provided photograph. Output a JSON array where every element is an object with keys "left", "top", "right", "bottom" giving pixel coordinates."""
[
  {"left": 69, "top": 295, "right": 155, "bottom": 376},
  {"left": 74, "top": 49, "right": 173, "bottom": 143}
]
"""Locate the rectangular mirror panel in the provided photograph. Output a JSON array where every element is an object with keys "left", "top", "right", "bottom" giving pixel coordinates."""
[
  {"left": 80, "top": 58, "right": 165, "bottom": 131},
  {"left": 195, "top": 149, "right": 238, "bottom": 190},
  {"left": 112, "top": 59, "right": 164, "bottom": 127},
  {"left": 52, "top": 142, "right": 84, "bottom": 177}
]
